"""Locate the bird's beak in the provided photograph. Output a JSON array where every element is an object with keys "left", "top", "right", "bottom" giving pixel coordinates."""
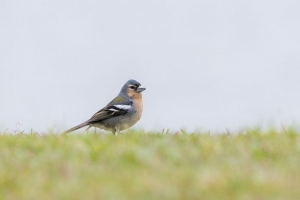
[{"left": 136, "top": 87, "right": 146, "bottom": 93}]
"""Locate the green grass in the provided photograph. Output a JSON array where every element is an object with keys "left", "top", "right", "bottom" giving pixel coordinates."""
[{"left": 1, "top": 129, "right": 300, "bottom": 200}]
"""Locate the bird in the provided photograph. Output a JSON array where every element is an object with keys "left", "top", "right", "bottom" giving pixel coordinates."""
[{"left": 62, "top": 79, "right": 146, "bottom": 135}]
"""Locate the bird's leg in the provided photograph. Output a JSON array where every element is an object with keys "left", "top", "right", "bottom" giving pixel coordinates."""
[
  {"left": 85, "top": 125, "right": 92, "bottom": 134},
  {"left": 113, "top": 126, "right": 120, "bottom": 136}
]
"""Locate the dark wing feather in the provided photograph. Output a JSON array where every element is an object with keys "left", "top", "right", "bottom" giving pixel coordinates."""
[{"left": 87, "top": 96, "right": 132, "bottom": 124}]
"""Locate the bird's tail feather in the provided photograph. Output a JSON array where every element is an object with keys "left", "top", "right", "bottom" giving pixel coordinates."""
[{"left": 62, "top": 121, "right": 89, "bottom": 135}]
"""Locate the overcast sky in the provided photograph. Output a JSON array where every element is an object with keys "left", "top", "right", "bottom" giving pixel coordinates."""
[{"left": 1, "top": 0, "right": 300, "bottom": 133}]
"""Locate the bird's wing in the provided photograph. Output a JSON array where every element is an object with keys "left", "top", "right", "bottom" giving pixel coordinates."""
[{"left": 87, "top": 96, "right": 132, "bottom": 124}]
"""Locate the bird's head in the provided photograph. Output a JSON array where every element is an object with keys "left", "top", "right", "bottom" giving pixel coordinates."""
[{"left": 120, "top": 79, "right": 146, "bottom": 99}]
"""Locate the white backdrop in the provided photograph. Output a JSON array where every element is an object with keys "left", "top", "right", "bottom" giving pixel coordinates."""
[{"left": 1, "top": 0, "right": 300, "bottom": 133}]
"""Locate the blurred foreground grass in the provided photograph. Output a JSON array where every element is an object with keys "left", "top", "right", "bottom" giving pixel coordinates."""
[{"left": 1, "top": 129, "right": 300, "bottom": 200}]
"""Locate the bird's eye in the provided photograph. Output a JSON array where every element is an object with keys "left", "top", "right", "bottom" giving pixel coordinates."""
[{"left": 129, "top": 86, "right": 136, "bottom": 90}]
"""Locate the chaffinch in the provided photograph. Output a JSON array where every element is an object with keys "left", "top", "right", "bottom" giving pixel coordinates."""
[{"left": 63, "top": 79, "right": 146, "bottom": 135}]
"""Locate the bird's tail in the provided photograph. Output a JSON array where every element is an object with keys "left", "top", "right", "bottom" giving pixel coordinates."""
[{"left": 62, "top": 121, "right": 89, "bottom": 135}]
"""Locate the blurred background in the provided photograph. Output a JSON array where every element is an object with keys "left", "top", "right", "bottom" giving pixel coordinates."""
[{"left": 1, "top": 0, "right": 300, "bottom": 133}]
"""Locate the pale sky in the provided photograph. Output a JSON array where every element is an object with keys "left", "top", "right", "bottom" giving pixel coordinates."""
[{"left": 1, "top": 0, "right": 300, "bottom": 133}]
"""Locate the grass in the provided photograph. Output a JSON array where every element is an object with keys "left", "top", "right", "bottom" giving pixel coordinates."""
[{"left": 0, "top": 128, "right": 300, "bottom": 200}]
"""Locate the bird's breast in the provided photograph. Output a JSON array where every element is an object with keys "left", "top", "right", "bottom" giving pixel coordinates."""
[{"left": 132, "top": 97, "right": 143, "bottom": 122}]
